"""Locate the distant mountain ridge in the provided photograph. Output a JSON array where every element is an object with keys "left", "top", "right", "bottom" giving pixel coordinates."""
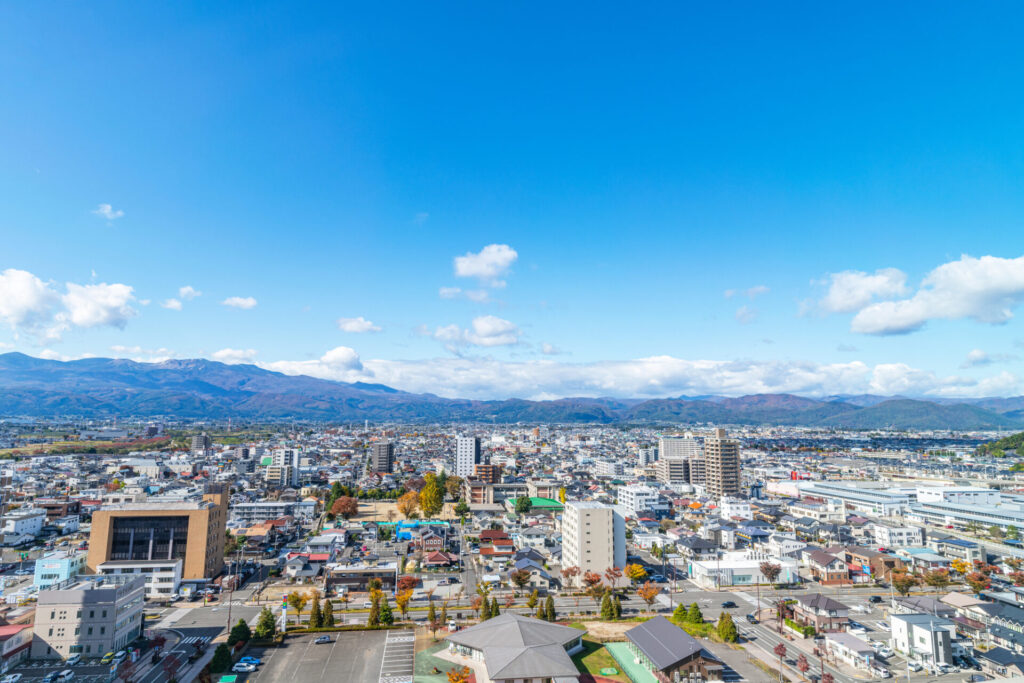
[{"left": 0, "top": 352, "right": 1020, "bottom": 429}]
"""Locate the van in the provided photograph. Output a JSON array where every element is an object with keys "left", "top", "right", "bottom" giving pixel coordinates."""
[
  {"left": 66, "top": 654, "right": 81, "bottom": 666},
  {"left": 56, "top": 672, "right": 75, "bottom": 682}
]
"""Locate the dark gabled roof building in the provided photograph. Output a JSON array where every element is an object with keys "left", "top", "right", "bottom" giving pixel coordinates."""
[{"left": 625, "top": 616, "right": 724, "bottom": 682}]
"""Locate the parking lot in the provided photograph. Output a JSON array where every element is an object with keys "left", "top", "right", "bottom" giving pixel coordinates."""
[{"left": 242, "top": 630, "right": 398, "bottom": 683}]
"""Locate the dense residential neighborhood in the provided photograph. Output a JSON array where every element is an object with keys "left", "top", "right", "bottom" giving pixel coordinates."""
[{"left": 0, "top": 421, "right": 1022, "bottom": 682}]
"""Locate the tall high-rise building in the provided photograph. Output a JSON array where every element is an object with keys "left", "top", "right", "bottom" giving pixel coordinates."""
[
  {"left": 561, "top": 501, "right": 625, "bottom": 586},
  {"left": 658, "top": 434, "right": 703, "bottom": 460},
  {"left": 455, "top": 436, "right": 482, "bottom": 478},
  {"left": 705, "top": 428, "right": 740, "bottom": 498},
  {"left": 370, "top": 441, "right": 395, "bottom": 473},
  {"left": 190, "top": 433, "right": 211, "bottom": 455}
]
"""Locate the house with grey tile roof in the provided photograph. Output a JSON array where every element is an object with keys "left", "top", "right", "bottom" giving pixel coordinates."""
[
  {"left": 444, "top": 612, "right": 583, "bottom": 682},
  {"left": 624, "top": 616, "right": 724, "bottom": 681}
]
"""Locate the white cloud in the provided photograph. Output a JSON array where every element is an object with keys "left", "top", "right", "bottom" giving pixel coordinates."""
[
  {"left": 264, "top": 353, "right": 1015, "bottom": 400},
  {"left": 818, "top": 268, "right": 908, "bottom": 314},
  {"left": 735, "top": 306, "right": 757, "bottom": 324},
  {"left": 178, "top": 285, "right": 201, "bottom": 300},
  {"left": 161, "top": 298, "right": 183, "bottom": 310},
  {"left": 423, "top": 316, "right": 522, "bottom": 352},
  {"left": 92, "top": 203, "right": 124, "bottom": 221},
  {"left": 37, "top": 349, "right": 96, "bottom": 361},
  {"left": 222, "top": 296, "right": 258, "bottom": 309},
  {"left": 0, "top": 269, "right": 58, "bottom": 333},
  {"left": 337, "top": 316, "right": 381, "bottom": 333},
  {"left": 454, "top": 244, "right": 518, "bottom": 287},
  {"left": 212, "top": 348, "right": 258, "bottom": 364},
  {"left": 725, "top": 285, "right": 769, "bottom": 299},
  {"left": 439, "top": 286, "right": 490, "bottom": 303},
  {"left": 439, "top": 287, "right": 462, "bottom": 299},
  {"left": 58, "top": 282, "right": 137, "bottom": 329},
  {"left": 851, "top": 255, "right": 1024, "bottom": 335},
  {"left": 541, "top": 343, "right": 564, "bottom": 355},
  {"left": 260, "top": 346, "right": 364, "bottom": 379},
  {"left": 960, "top": 348, "right": 1018, "bottom": 369}
]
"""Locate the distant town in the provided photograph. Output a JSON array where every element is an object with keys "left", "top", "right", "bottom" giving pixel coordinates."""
[{"left": 0, "top": 419, "right": 1021, "bottom": 682}]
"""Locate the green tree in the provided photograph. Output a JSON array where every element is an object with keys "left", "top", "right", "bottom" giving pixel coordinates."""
[
  {"left": 254, "top": 607, "right": 277, "bottom": 639},
  {"left": 454, "top": 499, "right": 470, "bottom": 518},
  {"left": 368, "top": 595, "right": 381, "bottom": 627},
  {"left": 228, "top": 618, "right": 252, "bottom": 646},
  {"left": 379, "top": 596, "right": 394, "bottom": 626},
  {"left": 308, "top": 596, "right": 323, "bottom": 628},
  {"left": 419, "top": 473, "right": 444, "bottom": 519},
  {"left": 428, "top": 601, "right": 437, "bottom": 625},
  {"left": 490, "top": 596, "right": 500, "bottom": 617},
  {"left": 209, "top": 643, "right": 232, "bottom": 673},
  {"left": 672, "top": 603, "right": 687, "bottom": 623},
  {"left": 527, "top": 589, "right": 539, "bottom": 609},
  {"left": 440, "top": 603, "right": 448, "bottom": 625},
  {"left": 717, "top": 612, "right": 738, "bottom": 642},
  {"left": 515, "top": 497, "right": 533, "bottom": 515},
  {"left": 1009, "top": 525, "right": 1021, "bottom": 540},
  {"left": 600, "top": 592, "right": 614, "bottom": 620},
  {"left": 686, "top": 602, "right": 704, "bottom": 623},
  {"left": 613, "top": 595, "right": 622, "bottom": 620},
  {"left": 288, "top": 591, "right": 309, "bottom": 625},
  {"left": 544, "top": 595, "right": 556, "bottom": 622},
  {"left": 990, "top": 525, "right": 1005, "bottom": 539},
  {"left": 323, "top": 599, "right": 335, "bottom": 627},
  {"left": 536, "top": 604, "right": 546, "bottom": 619}
]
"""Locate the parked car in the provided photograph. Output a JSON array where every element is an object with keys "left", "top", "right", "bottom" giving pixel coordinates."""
[
  {"left": 907, "top": 662, "right": 922, "bottom": 672},
  {"left": 42, "top": 673, "right": 60, "bottom": 683},
  {"left": 232, "top": 663, "right": 257, "bottom": 673},
  {"left": 111, "top": 651, "right": 127, "bottom": 664},
  {"left": 868, "top": 595, "right": 882, "bottom": 603},
  {"left": 1, "top": 674, "right": 23, "bottom": 683},
  {"left": 314, "top": 635, "right": 332, "bottom": 644},
  {"left": 56, "top": 672, "right": 74, "bottom": 683},
  {"left": 100, "top": 653, "right": 115, "bottom": 664},
  {"left": 238, "top": 656, "right": 261, "bottom": 666},
  {"left": 650, "top": 574, "right": 666, "bottom": 583},
  {"left": 871, "top": 666, "right": 890, "bottom": 678},
  {"left": 66, "top": 654, "right": 82, "bottom": 666}
]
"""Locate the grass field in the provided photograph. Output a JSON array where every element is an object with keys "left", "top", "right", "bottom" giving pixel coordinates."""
[{"left": 571, "top": 638, "right": 631, "bottom": 683}]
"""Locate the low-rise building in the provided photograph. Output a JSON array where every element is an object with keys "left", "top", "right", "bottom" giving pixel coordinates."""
[
  {"left": 96, "top": 559, "right": 183, "bottom": 601},
  {"left": 891, "top": 613, "right": 958, "bottom": 669},
  {"left": 825, "top": 632, "right": 875, "bottom": 671},
  {"left": 31, "top": 575, "right": 145, "bottom": 660},
  {"left": 792, "top": 594, "right": 850, "bottom": 632},
  {"left": 33, "top": 551, "right": 87, "bottom": 589}
]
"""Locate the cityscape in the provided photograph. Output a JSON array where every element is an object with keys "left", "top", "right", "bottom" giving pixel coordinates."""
[{"left": 5, "top": 4, "right": 1024, "bottom": 683}]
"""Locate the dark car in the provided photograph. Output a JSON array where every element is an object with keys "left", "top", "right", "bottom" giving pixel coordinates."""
[
  {"left": 746, "top": 613, "right": 758, "bottom": 624},
  {"left": 314, "top": 635, "right": 331, "bottom": 644},
  {"left": 868, "top": 595, "right": 882, "bottom": 603},
  {"left": 721, "top": 601, "right": 737, "bottom": 608}
]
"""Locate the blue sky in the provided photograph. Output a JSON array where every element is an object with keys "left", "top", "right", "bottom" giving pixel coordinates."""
[{"left": 3, "top": 2, "right": 1024, "bottom": 399}]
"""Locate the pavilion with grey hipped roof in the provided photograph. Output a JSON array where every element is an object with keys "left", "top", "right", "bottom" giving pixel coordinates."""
[
  {"left": 445, "top": 612, "right": 583, "bottom": 683},
  {"left": 625, "top": 615, "right": 724, "bottom": 681}
]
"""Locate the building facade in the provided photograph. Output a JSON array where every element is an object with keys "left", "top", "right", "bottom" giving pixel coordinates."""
[
  {"left": 455, "top": 436, "right": 482, "bottom": 478},
  {"left": 704, "top": 428, "right": 740, "bottom": 498},
  {"left": 562, "top": 501, "right": 626, "bottom": 587}
]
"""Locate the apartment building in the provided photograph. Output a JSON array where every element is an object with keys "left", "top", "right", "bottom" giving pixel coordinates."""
[
  {"left": 616, "top": 485, "right": 669, "bottom": 518},
  {"left": 371, "top": 442, "right": 395, "bottom": 473},
  {"left": 562, "top": 502, "right": 625, "bottom": 587},
  {"left": 31, "top": 575, "right": 145, "bottom": 660},
  {"left": 872, "top": 523, "right": 924, "bottom": 548},
  {"left": 455, "top": 436, "right": 482, "bottom": 478},
  {"left": 704, "top": 428, "right": 740, "bottom": 498}
]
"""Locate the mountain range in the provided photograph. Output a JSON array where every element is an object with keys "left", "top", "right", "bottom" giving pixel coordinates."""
[{"left": 1, "top": 352, "right": 1023, "bottom": 429}]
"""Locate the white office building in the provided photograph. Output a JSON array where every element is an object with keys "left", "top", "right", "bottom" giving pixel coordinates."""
[
  {"left": 96, "top": 559, "right": 183, "bottom": 601},
  {"left": 616, "top": 485, "right": 669, "bottom": 518}
]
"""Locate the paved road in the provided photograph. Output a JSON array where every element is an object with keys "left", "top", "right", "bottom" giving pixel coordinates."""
[{"left": 244, "top": 630, "right": 391, "bottom": 683}]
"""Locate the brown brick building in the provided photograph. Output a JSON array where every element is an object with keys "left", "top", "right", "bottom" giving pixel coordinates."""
[{"left": 86, "top": 484, "right": 228, "bottom": 580}]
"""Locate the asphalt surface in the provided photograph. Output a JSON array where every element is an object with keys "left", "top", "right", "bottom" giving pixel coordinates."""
[{"left": 242, "top": 630, "right": 393, "bottom": 683}]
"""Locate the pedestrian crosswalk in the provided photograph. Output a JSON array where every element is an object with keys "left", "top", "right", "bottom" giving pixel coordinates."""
[{"left": 181, "top": 635, "right": 213, "bottom": 646}]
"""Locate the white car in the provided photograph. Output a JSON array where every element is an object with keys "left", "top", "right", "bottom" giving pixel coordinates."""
[
  {"left": 907, "top": 662, "right": 922, "bottom": 672},
  {"left": 1, "top": 674, "right": 23, "bottom": 683},
  {"left": 232, "top": 663, "right": 257, "bottom": 673}
]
